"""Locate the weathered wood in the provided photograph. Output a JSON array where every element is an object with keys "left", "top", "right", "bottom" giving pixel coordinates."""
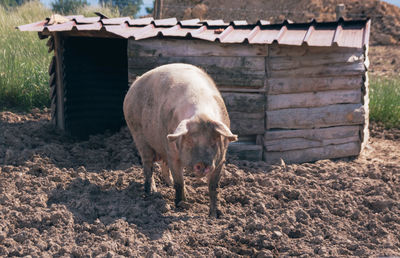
[
  {"left": 229, "top": 112, "right": 265, "bottom": 135},
  {"left": 269, "top": 62, "right": 365, "bottom": 78},
  {"left": 360, "top": 71, "right": 370, "bottom": 151},
  {"left": 228, "top": 143, "right": 263, "bottom": 161},
  {"left": 265, "top": 136, "right": 359, "bottom": 152},
  {"left": 264, "top": 125, "right": 360, "bottom": 141},
  {"left": 264, "top": 141, "right": 361, "bottom": 164},
  {"left": 266, "top": 104, "right": 365, "bottom": 129},
  {"left": 264, "top": 125, "right": 361, "bottom": 152},
  {"left": 219, "top": 86, "right": 266, "bottom": 93},
  {"left": 46, "top": 36, "right": 54, "bottom": 53},
  {"left": 53, "top": 33, "right": 65, "bottom": 130},
  {"left": 48, "top": 56, "right": 56, "bottom": 75},
  {"left": 268, "top": 44, "right": 363, "bottom": 57},
  {"left": 128, "top": 56, "right": 265, "bottom": 87},
  {"left": 221, "top": 93, "right": 265, "bottom": 113},
  {"left": 269, "top": 52, "right": 364, "bottom": 71},
  {"left": 267, "top": 90, "right": 361, "bottom": 110},
  {"left": 267, "top": 77, "right": 363, "bottom": 95},
  {"left": 46, "top": 30, "right": 124, "bottom": 39},
  {"left": 128, "top": 38, "right": 268, "bottom": 57},
  {"left": 49, "top": 71, "right": 57, "bottom": 87}
]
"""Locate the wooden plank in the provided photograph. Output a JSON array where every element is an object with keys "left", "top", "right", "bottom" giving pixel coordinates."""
[
  {"left": 267, "top": 90, "right": 361, "bottom": 110},
  {"left": 228, "top": 143, "right": 263, "bottom": 161},
  {"left": 265, "top": 135, "right": 359, "bottom": 152},
  {"left": 264, "top": 125, "right": 361, "bottom": 152},
  {"left": 269, "top": 62, "right": 365, "bottom": 78},
  {"left": 48, "top": 55, "right": 56, "bottom": 75},
  {"left": 266, "top": 104, "right": 365, "bottom": 129},
  {"left": 268, "top": 44, "right": 363, "bottom": 57},
  {"left": 264, "top": 141, "right": 361, "bottom": 164},
  {"left": 128, "top": 56, "right": 265, "bottom": 88},
  {"left": 128, "top": 38, "right": 268, "bottom": 57},
  {"left": 47, "top": 36, "right": 54, "bottom": 53},
  {"left": 221, "top": 93, "right": 265, "bottom": 113},
  {"left": 53, "top": 33, "right": 65, "bottom": 130},
  {"left": 360, "top": 71, "right": 370, "bottom": 151},
  {"left": 229, "top": 112, "right": 265, "bottom": 135},
  {"left": 267, "top": 77, "right": 363, "bottom": 95},
  {"left": 219, "top": 86, "right": 266, "bottom": 93},
  {"left": 264, "top": 125, "right": 360, "bottom": 141},
  {"left": 269, "top": 52, "right": 364, "bottom": 71},
  {"left": 49, "top": 72, "right": 57, "bottom": 87}
]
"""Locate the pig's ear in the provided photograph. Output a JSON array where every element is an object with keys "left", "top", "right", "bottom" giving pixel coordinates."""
[
  {"left": 167, "top": 119, "right": 189, "bottom": 142},
  {"left": 213, "top": 121, "right": 238, "bottom": 142}
]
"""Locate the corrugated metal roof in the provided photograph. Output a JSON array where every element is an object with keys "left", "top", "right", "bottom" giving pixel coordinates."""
[{"left": 18, "top": 16, "right": 370, "bottom": 48}]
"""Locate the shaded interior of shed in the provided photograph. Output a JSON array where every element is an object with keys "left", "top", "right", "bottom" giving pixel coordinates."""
[{"left": 60, "top": 36, "right": 128, "bottom": 138}]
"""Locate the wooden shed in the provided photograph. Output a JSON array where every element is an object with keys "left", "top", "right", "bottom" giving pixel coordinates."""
[{"left": 18, "top": 16, "right": 371, "bottom": 163}]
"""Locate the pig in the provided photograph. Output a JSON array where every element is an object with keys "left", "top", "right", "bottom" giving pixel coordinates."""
[{"left": 123, "top": 63, "right": 237, "bottom": 218}]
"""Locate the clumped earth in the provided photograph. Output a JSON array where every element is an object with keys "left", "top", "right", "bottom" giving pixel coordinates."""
[{"left": 0, "top": 110, "right": 399, "bottom": 257}]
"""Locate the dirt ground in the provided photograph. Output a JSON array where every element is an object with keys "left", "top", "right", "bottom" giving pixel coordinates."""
[
  {"left": 369, "top": 45, "right": 400, "bottom": 77},
  {"left": 0, "top": 109, "right": 399, "bottom": 257}
]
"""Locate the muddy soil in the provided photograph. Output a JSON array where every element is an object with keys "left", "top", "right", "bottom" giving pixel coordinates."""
[{"left": 0, "top": 109, "right": 399, "bottom": 257}]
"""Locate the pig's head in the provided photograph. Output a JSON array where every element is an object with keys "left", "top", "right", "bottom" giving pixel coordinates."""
[{"left": 167, "top": 114, "right": 237, "bottom": 177}]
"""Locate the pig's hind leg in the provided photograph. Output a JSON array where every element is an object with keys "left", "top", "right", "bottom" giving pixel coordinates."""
[
  {"left": 161, "top": 160, "right": 173, "bottom": 186},
  {"left": 132, "top": 136, "right": 157, "bottom": 194}
]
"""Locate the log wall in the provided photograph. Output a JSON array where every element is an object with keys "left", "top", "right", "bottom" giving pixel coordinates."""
[
  {"left": 264, "top": 44, "right": 368, "bottom": 163},
  {"left": 128, "top": 39, "right": 368, "bottom": 163},
  {"left": 128, "top": 39, "right": 267, "bottom": 160}
]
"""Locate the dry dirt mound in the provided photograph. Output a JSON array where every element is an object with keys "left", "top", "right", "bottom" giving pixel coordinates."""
[
  {"left": 164, "top": 0, "right": 400, "bottom": 45},
  {"left": 369, "top": 45, "right": 400, "bottom": 77},
  {"left": 1, "top": 110, "right": 400, "bottom": 256}
]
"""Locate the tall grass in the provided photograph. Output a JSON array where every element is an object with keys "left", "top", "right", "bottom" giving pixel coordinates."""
[
  {"left": 369, "top": 76, "right": 400, "bottom": 128},
  {"left": 0, "top": 1, "right": 52, "bottom": 110},
  {"left": 0, "top": 1, "right": 119, "bottom": 111}
]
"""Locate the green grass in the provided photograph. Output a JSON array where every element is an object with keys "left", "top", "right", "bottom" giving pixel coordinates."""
[
  {"left": 370, "top": 76, "right": 400, "bottom": 128},
  {"left": 0, "top": 2, "right": 52, "bottom": 110},
  {"left": 0, "top": 1, "right": 119, "bottom": 111}
]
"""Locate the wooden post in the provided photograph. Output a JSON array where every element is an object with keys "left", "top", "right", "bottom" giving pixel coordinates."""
[
  {"left": 154, "top": 0, "right": 163, "bottom": 19},
  {"left": 53, "top": 32, "right": 65, "bottom": 130},
  {"left": 336, "top": 4, "right": 345, "bottom": 20}
]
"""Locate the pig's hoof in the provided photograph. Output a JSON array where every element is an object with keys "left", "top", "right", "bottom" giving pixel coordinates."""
[
  {"left": 209, "top": 208, "right": 222, "bottom": 218},
  {"left": 176, "top": 200, "right": 191, "bottom": 210}
]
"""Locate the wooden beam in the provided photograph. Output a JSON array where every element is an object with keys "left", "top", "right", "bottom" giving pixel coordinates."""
[
  {"left": 264, "top": 125, "right": 360, "bottom": 152},
  {"left": 264, "top": 141, "right": 361, "bottom": 164},
  {"left": 269, "top": 52, "right": 364, "bottom": 71},
  {"left": 268, "top": 44, "right": 363, "bottom": 57},
  {"left": 267, "top": 90, "right": 361, "bottom": 110},
  {"left": 267, "top": 76, "right": 363, "bottom": 95},
  {"left": 266, "top": 104, "right": 365, "bottom": 129},
  {"left": 128, "top": 38, "right": 268, "bottom": 57},
  {"left": 128, "top": 56, "right": 265, "bottom": 88},
  {"left": 228, "top": 143, "right": 263, "bottom": 161},
  {"left": 53, "top": 32, "right": 65, "bottom": 130},
  {"left": 269, "top": 62, "right": 365, "bottom": 78},
  {"left": 229, "top": 112, "right": 265, "bottom": 135},
  {"left": 221, "top": 92, "right": 265, "bottom": 113}
]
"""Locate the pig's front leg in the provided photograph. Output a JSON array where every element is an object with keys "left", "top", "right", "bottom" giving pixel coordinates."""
[
  {"left": 168, "top": 157, "right": 187, "bottom": 207},
  {"left": 208, "top": 163, "right": 224, "bottom": 218}
]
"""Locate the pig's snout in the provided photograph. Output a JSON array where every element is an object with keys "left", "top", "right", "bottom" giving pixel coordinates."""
[{"left": 193, "top": 162, "right": 211, "bottom": 176}]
